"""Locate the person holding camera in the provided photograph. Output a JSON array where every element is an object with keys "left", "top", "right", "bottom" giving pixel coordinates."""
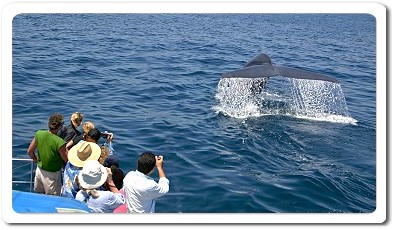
[{"left": 123, "top": 152, "right": 170, "bottom": 213}]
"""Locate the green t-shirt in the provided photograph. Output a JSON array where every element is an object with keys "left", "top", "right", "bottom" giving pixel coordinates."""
[{"left": 35, "top": 130, "right": 66, "bottom": 172}]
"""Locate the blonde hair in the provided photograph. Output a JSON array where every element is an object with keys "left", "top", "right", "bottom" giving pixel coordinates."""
[
  {"left": 71, "top": 112, "right": 83, "bottom": 127},
  {"left": 82, "top": 121, "right": 95, "bottom": 137},
  {"left": 81, "top": 189, "right": 100, "bottom": 199},
  {"left": 99, "top": 145, "right": 110, "bottom": 165}
]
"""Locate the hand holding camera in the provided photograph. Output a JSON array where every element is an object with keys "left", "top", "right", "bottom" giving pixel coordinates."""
[
  {"left": 101, "top": 131, "right": 114, "bottom": 141},
  {"left": 155, "top": 155, "right": 164, "bottom": 169}
]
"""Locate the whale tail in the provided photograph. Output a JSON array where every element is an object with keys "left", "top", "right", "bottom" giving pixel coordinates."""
[
  {"left": 222, "top": 53, "right": 339, "bottom": 84},
  {"left": 244, "top": 53, "right": 272, "bottom": 67}
]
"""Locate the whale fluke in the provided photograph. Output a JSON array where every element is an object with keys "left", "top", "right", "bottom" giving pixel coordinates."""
[
  {"left": 244, "top": 53, "right": 272, "bottom": 67},
  {"left": 274, "top": 66, "right": 340, "bottom": 83},
  {"left": 222, "top": 53, "right": 339, "bottom": 84},
  {"left": 222, "top": 64, "right": 276, "bottom": 79}
]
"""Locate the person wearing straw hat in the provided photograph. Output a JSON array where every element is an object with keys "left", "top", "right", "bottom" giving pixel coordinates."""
[
  {"left": 75, "top": 160, "right": 125, "bottom": 213},
  {"left": 60, "top": 141, "right": 101, "bottom": 198}
]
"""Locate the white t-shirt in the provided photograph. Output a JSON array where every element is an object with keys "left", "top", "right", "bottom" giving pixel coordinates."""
[{"left": 123, "top": 170, "right": 170, "bottom": 213}]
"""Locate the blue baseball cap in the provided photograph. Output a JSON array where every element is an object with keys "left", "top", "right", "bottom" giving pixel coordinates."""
[{"left": 103, "top": 155, "right": 119, "bottom": 168}]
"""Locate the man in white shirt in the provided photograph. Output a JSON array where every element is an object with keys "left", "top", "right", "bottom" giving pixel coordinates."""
[{"left": 123, "top": 152, "right": 169, "bottom": 213}]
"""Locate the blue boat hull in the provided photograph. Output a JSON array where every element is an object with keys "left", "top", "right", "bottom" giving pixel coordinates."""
[{"left": 12, "top": 190, "right": 92, "bottom": 213}]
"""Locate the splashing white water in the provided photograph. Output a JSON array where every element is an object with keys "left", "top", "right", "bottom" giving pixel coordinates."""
[{"left": 213, "top": 77, "right": 357, "bottom": 124}]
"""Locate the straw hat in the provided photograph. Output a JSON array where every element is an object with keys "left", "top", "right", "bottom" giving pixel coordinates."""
[
  {"left": 78, "top": 160, "right": 108, "bottom": 189},
  {"left": 68, "top": 141, "right": 101, "bottom": 167}
]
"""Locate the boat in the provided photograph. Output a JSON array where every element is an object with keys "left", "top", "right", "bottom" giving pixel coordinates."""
[
  {"left": 12, "top": 190, "right": 92, "bottom": 213},
  {"left": 12, "top": 158, "right": 92, "bottom": 213}
]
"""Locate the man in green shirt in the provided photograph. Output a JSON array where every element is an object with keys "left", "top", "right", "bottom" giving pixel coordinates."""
[{"left": 27, "top": 113, "right": 68, "bottom": 195}]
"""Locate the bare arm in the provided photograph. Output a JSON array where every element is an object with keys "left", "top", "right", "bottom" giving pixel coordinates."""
[
  {"left": 27, "top": 137, "right": 38, "bottom": 163},
  {"left": 155, "top": 155, "right": 166, "bottom": 178},
  {"left": 58, "top": 144, "right": 68, "bottom": 163},
  {"left": 105, "top": 168, "right": 120, "bottom": 193},
  {"left": 66, "top": 139, "right": 73, "bottom": 150},
  {"left": 150, "top": 155, "right": 169, "bottom": 197}
]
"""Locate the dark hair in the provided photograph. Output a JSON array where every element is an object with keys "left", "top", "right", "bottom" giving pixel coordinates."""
[
  {"left": 102, "top": 166, "right": 124, "bottom": 191},
  {"left": 48, "top": 113, "right": 64, "bottom": 130},
  {"left": 110, "top": 166, "right": 124, "bottom": 190},
  {"left": 137, "top": 152, "right": 156, "bottom": 175},
  {"left": 87, "top": 128, "right": 101, "bottom": 142},
  {"left": 103, "top": 155, "right": 119, "bottom": 168}
]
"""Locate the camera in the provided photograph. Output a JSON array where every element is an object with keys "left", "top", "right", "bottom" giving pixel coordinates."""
[{"left": 101, "top": 132, "right": 109, "bottom": 138}]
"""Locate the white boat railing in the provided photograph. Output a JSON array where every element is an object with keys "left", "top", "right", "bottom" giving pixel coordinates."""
[{"left": 12, "top": 158, "right": 35, "bottom": 192}]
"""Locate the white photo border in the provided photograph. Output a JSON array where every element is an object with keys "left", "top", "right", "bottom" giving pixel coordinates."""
[{"left": 1, "top": 0, "right": 386, "bottom": 224}]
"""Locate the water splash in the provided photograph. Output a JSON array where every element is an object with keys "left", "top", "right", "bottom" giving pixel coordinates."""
[
  {"left": 213, "top": 77, "right": 357, "bottom": 124},
  {"left": 213, "top": 78, "right": 263, "bottom": 118}
]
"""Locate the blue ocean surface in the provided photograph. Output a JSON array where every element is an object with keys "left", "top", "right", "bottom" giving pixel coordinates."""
[{"left": 12, "top": 14, "right": 376, "bottom": 213}]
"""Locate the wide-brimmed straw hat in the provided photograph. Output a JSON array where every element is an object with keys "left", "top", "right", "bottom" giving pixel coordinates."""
[
  {"left": 78, "top": 160, "right": 108, "bottom": 190},
  {"left": 68, "top": 141, "right": 101, "bottom": 167}
]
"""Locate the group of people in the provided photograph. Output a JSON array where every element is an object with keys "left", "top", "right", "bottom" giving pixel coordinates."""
[{"left": 26, "top": 112, "right": 170, "bottom": 213}]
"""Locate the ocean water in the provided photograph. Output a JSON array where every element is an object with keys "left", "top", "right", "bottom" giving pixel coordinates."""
[{"left": 12, "top": 14, "right": 376, "bottom": 213}]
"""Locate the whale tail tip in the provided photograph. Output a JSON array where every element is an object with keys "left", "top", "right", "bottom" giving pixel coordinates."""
[{"left": 244, "top": 53, "right": 272, "bottom": 67}]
